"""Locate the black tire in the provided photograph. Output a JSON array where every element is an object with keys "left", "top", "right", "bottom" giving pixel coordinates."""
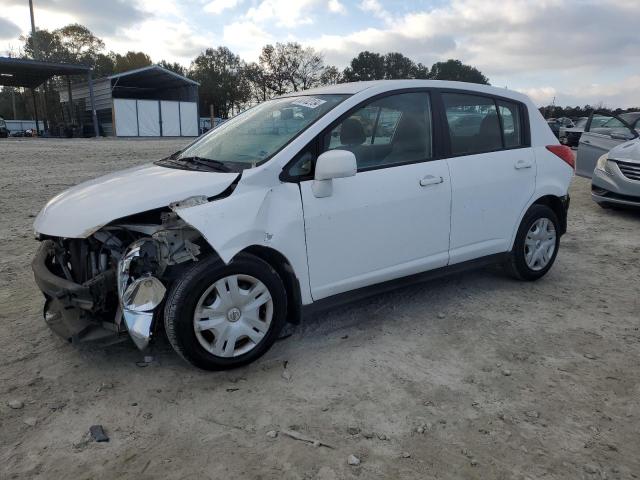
[
  {"left": 505, "top": 204, "right": 560, "bottom": 281},
  {"left": 164, "top": 253, "right": 287, "bottom": 370},
  {"left": 597, "top": 201, "right": 618, "bottom": 210}
]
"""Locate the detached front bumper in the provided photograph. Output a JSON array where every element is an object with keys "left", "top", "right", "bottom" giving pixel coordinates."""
[{"left": 32, "top": 240, "right": 123, "bottom": 345}]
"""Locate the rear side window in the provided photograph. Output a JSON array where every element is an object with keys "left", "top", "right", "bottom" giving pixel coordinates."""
[
  {"left": 443, "top": 93, "right": 501, "bottom": 155},
  {"left": 497, "top": 100, "right": 522, "bottom": 148},
  {"left": 443, "top": 93, "right": 525, "bottom": 155}
]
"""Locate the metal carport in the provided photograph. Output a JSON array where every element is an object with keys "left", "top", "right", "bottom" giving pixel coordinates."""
[
  {"left": 58, "top": 65, "right": 200, "bottom": 137},
  {"left": 0, "top": 56, "right": 99, "bottom": 137}
]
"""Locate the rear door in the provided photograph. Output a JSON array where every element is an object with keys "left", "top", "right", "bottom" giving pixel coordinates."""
[
  {"left": 577, "top": 112, "right": 638, "bottom": 178},
  {"left": 441, "top": 92, "right": 536, "bottom": 264}
]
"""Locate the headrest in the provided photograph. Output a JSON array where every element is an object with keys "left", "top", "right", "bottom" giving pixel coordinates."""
[{"left": 340, "top": 118, "right": 366, "bottom": 145}]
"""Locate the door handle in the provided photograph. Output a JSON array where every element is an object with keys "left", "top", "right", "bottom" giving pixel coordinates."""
[
  {"left": 419, "top": 175, "right": 444, "bottom": 187},
  {"left": 583, "top": 139, "right": 591, "bottom": 144},
  {"left": 514, "top": 159, "right": 532, "bottom": 170}
]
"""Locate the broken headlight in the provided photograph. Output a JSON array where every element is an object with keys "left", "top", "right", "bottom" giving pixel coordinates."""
[{"left": 117, "top": 238, "right": 166, "bottom": 349}]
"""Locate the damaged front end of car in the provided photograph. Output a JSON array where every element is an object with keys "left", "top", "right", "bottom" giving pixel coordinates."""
[{"left": 32, "top": 210, "right": 205, "bottom": 350}]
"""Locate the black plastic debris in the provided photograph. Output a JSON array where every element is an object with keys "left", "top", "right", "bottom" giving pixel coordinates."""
[{"left": 89, "top": 425, "right": 109, "bottom": 442}]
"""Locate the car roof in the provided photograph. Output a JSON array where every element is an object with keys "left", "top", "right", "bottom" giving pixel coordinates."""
[{"left": 280, "top": 80, "right": 531, "bottom": 103}]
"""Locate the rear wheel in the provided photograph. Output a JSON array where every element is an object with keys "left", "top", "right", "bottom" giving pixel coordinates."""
[
  {"left": 505, "top": 204, "right": 560, "bottom": 281},
  {"left": 164, "top": 253, "right": 287, "bottom": 370}
]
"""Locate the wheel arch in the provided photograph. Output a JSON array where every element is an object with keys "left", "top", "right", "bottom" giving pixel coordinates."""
[
  {"left": 235, "top": 245, "right": 303, "bottom": 325},
  {"left": 531, "top": 195, "right": 568, "bottom": 236},
  {"left": 510, "top": 191, "right": 569, "bottom": 250}
]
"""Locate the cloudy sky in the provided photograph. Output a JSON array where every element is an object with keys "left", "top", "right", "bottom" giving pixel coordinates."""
[{"left": 1, "top": 0, "right": 639, "bottom": 107}]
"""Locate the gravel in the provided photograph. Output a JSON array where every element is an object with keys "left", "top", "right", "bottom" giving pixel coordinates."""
[{"left": 1, "top": 138, "right": 639, "bottom": 479}]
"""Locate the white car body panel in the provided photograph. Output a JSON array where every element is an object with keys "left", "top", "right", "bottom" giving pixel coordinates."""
[
  {"left": 33, "top": 164, "right": 238, "bottom": 238},
  {"left": 174, "top": 178, "right": 314, "bottom": 304},
  {"left": 504, "top": 104, "right": 573, "bottom": 248},
  {"left": 299, "top": 160, "right": 451, "bottom": 300},
  {"left": 608, "top": 137, "right": 640, "bottom": 163},
  {"left": 33, "top": 80, "right": 572, "bottom": 312},
  {"left": 447, "top": 148, "right": 536, "bottom": 264}
]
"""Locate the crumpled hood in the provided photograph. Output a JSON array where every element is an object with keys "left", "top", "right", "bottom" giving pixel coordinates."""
[
  {"left": 609, "top": 138, "right": 640, "bottom": 164},
  {"left": 34, "top": 163, "right": 238, "bottom": 238}
]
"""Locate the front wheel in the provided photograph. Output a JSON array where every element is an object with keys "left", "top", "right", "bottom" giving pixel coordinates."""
[
  {"left": 164, "top": 253, "right": 287, "bottom": 370},
  {"left": 505, "top": 204, "right": 560, "bottom": 281}
]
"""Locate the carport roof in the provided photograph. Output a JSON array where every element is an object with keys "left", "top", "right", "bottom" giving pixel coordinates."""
[
  {"left": 109, "top": 65, "right": 199, "bottom": 89},
  {"left": 0, "top": 56, "right": 90, "bottom": 88}
]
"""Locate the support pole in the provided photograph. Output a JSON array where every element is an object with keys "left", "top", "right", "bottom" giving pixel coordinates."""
[
  {"left": 11, "top": 87, "right": 16, "bottom": 119},
  {"left": 42, "top": 80, "right": 49, "bottom": 134},
  {"left": 87, "top": 71, "right": 99, "bottom": 137},
  {"left": 29, "top": 0, "right": 39, "bottom": 60},
  {"left": 66, "top": 76, "right": 74, "bottom": 126},
  {"left": 210, "top": 104, "right": 214, "bottom": 133},
  {"left": 31, "top": 87, "right": 39, "bottom": 136}
]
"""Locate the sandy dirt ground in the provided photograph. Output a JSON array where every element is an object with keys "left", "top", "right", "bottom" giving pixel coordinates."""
[{"left": 1, "top": 138, "right": 639, "bottom": 480}]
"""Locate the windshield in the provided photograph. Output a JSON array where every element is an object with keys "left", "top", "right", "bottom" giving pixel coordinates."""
[{"left": 176, "top": 94, "right": 348, "bottom": 170}]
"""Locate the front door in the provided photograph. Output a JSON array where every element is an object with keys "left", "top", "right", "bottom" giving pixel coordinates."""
[
  {"left": 298, "top": 92, "right": 452, "bottom": 300},
  {"left": 577, "top": 112, "right": 638, "bottom": 178}
]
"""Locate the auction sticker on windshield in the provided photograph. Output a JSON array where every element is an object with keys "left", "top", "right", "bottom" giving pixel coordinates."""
[{"left": 291, "top": 97, "right": 327, "bottom": 109}]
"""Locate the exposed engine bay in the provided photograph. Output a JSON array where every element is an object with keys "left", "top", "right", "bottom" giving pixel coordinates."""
[{"left": 32, "top": 210, "right": 205, "bottom": 350}]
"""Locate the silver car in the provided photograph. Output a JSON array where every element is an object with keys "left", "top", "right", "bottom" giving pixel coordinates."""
[
  {"left": 576, "top": 112, "right": 640, "bottom": 178},
  {"left": 592, "top": 137, "right": 640, "bottom": 209}
]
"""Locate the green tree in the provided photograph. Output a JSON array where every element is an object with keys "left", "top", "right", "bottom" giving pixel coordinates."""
[
  {"left": 190, "top": 47, "right": 250, "bottom": 118},
  {"left": 428, "top": 59, "right": 489, "bottom": 84},
  {"left": 256, "top": 42, "right": 325, "bottom": 95},
  {"left": 158, "top": 60, "right": 187, "bottom": 76},
  {"left": 112, "top": 51, "right": 153, "bottom": 73},
  {"left": 56, "top": 24, "right": 104, "bottom": 62},
  {"left": 414, "top": 63, "right": 430, "bottom": 79},
  {"left": 342, "top": 51, "right": 386, "bottom": 81},
  {"left": 320, "top": 65, "right": 342, "bottom": 85},
  {"left": 383, "top": 52, "right": 421, "bottom": 79},
  {"left": 21, "top": 29, "right": 69, "bottom": 62},
  {"left": 92, "top": 53, "right": 115, "bottom": 78},
  {"left": 257, "top": 44, "right": 287, "bottom": 96},
  {"left": 243, "top": 61, "right": 270, "bottom": 103},
  {"left": 285, "top": 43, "right": 325, "bottom": 91}
]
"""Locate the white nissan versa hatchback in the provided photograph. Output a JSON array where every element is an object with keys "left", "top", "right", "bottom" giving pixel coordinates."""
[{"left": 32, "top": 80, "right": 574, "bottom": 370}]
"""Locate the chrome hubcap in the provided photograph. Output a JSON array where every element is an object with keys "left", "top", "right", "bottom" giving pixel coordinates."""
[
  {"left": 524, "top": 217, "right": 556, "bottom": 271},
  {"left": 193, "top": 274, "right": 273, "bottom": 358}
]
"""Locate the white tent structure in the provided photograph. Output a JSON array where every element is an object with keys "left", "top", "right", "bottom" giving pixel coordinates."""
[{"left": 59, "top": 65, "right": 199, "bottom": 137}]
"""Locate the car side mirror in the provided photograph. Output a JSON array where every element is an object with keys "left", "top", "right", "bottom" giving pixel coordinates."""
[{"left": 312, "top": 149, "right": 357, "bottom": 198}]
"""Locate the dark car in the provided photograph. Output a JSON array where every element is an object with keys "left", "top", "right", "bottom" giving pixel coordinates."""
[
  {"left": 0, "top": 116, "right": 8, "bottom": 138},
  {"left": 547, "top": 117, "right": 574, "bottom": 138},
  {"left": 559, "top": 117, "right": 589, "bottom": 147}
]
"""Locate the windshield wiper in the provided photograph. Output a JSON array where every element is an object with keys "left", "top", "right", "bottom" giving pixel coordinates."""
[{"left": 177, "top": 156, "right": 232, "bottom": 172}]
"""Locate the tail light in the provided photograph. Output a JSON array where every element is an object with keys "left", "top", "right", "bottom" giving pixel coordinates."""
[{"left": 546, "top": 145, "right": 575, "bottom": 170}]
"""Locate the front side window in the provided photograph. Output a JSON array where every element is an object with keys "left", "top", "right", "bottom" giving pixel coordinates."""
[
  {"left": 443, "top": 93, "right": 502, "bottom": 155},
  {"left": 322, "top": 92, "right": 432, "bottom": 170},
  {"left": 171, "top": 94, "right": 348, "bottom": 172}
]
